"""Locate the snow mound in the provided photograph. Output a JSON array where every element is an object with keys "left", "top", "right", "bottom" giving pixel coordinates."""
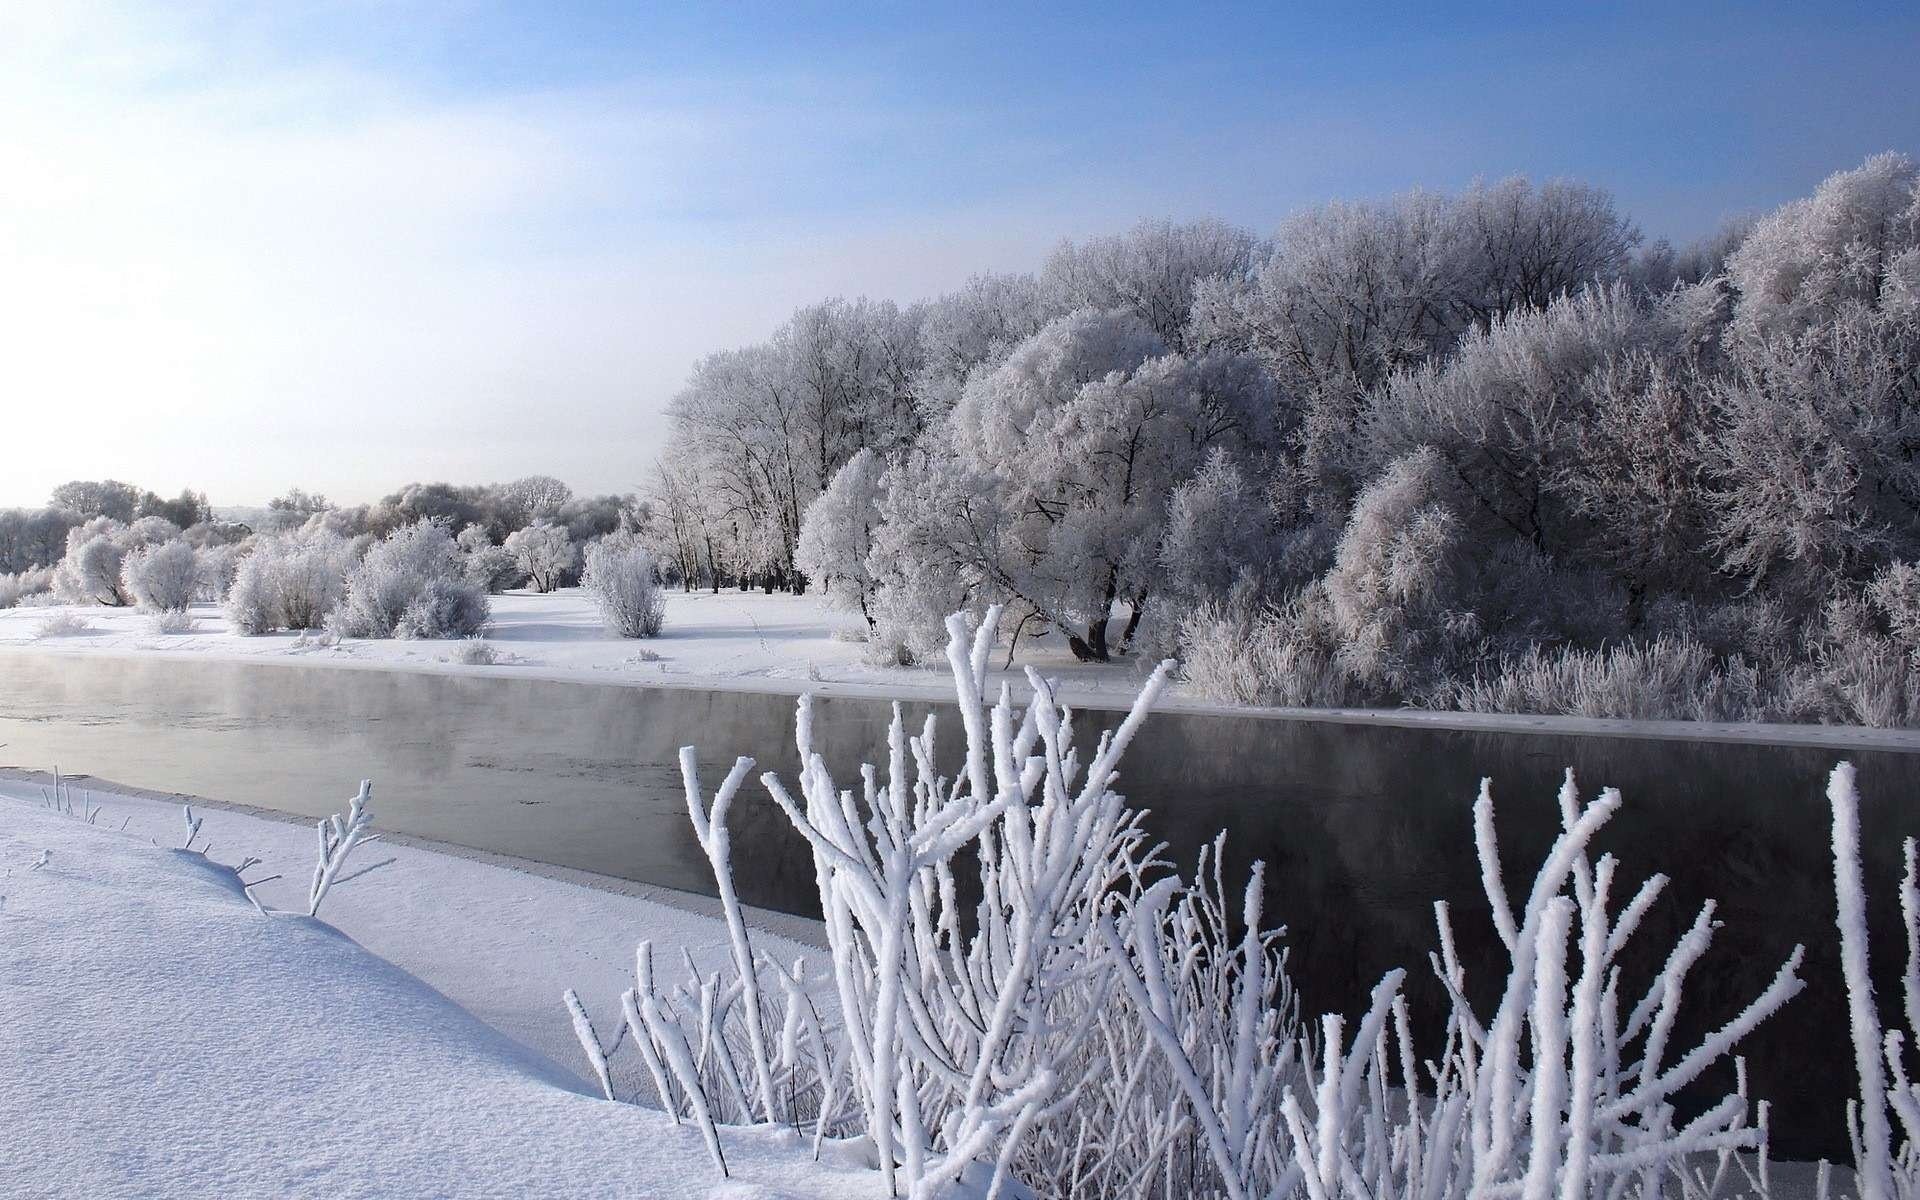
[{"left": 0, "top": 799, "right": 887, "bottom": 1199}]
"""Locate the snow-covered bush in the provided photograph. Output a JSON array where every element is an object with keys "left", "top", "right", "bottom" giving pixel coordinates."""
[
  {"left": 329, "top": 520, "right": 488, "bottom": 639},
  {"left": 1179, "top": 581, "right": 1365, "bottom": 707},
  {"left": 580, "top": 536, "right": 664, "bottom": 637},
  {"left": 503, "top": 522, "right": 575, "bottom": 593},
  {"left": 35, "top": 611, "right": 93, "bottom": 637},
  {"left": 193, "top": 542, "right": 243, "bottom": 603},
  {"left": 457, "top": 525, "right": 521, "bottom": 593},
  {"left": 54, "top": 529, "right": 133, "bottom": 606},
  {"left": 223, "top": 534, "right": 353, "bottom": 635},
  {"left": 1434, "top": 636, "right": 1770, "bottom": 722},
  {"left": 393, "top": 575, "right": 490, "bottom": 640},
  {"left": 0, "top": 566, "right": 54, "bottom": 609},
  {"left": 121, "top": 539, "right": 199, "bottom": 612},
  {"left": 147, "top": 609, "right": 196, "bottom": 635},
  {"left": 1322, "top": 446, "right": 1481, "bottom": 692},
  {"left": 447, "top": 638, "right": 498, "bottom": 665},
  {"left": 573, "top": 606, "right": 1800, "bottom": 1198}
]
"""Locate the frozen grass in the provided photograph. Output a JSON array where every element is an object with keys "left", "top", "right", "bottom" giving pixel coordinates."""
[
  {"left": 448, "top": 637, "right": 500, "bottom": 665},
  {"left": 573, "top": 605, "right": 1804, "bottom": 1198},
  {"left": 146, "top": 609, "right": 197, "bottom": 635},
  {"left": 1436, "top": 636, "right": 1771, "bottom": 722},
  {"left": 34, "top": 611, "right": 94, "bottom": 638}
]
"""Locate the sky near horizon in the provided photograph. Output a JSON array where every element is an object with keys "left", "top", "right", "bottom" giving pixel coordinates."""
[{"left": 1, "top": 3, "right": 1916, "bottom": 508}]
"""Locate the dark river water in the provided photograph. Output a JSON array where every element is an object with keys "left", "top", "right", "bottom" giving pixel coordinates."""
[{"left": 1, "top": 651, "right": 1915, "bottom": 1158}]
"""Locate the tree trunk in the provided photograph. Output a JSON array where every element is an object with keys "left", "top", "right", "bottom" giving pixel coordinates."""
[
  {"left": 1118, "top": 597, "right": 1146, "bottom": 652},
  {"left": 1075, "top": 565, "right": 1122, "bottom": 662}
]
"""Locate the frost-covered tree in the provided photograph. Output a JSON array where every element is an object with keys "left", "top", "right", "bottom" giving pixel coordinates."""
[
  {"left": 330, "top": 521, "right": 488, "bottom": 639},
  {"left": 0, "top": 507, "right": 83, "bottom": 573},
  {"left": 224, "top": 533, "right": 355, "bottom": 634},
  {"left": 794, "top": 448, "right": 886, "bottom": 626},
  {"left": 1726, "top": 151, "right": 1919, "bottom": 341},
  {"left": 581, "top": 535, "right": 666, "bottom": 637},
  {"left": 1321, "top": 446, "right": 1479, "bottom": 692},
  {"left": 1368, "top": 283, "right": 1668, "bottom": 557},
  {"left": 57, "top": 535, "right": 132, "bottom": 606},
  {"left": 1042, "top": 217, "right": 1259, "bottom": 351},
  {"left": 49, "top": 479, "right": 143, "bottom": 523},
  {"left": 1442, "top": 175, "right": 1641, "bottom": 328},
  {"left": 456, "top": 524, "right": 521, "bottom": 593},
  {"left": 496, "top": 474, "right": 573, "bottom": 525},
  {"left": 883, "top": 310, "right": 1275, "bottom": 660},
  {"left": 913, "top": 271, "right": 1053, "bottom": 414},
  {"left": 1708, "top": 304, "right": 1920, "bottom": 594},
  {"left": 504, "top": 521, "right": 576, "bottom": 593},
  {"left": 122, "top": 540, "right": 199, "bottom": 612}
]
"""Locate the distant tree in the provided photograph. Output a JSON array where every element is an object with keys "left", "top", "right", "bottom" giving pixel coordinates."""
[
  {"left": 269, "top": 488, "right": 333, "bottom": 516},
  {"left": 504, "top": 522, "right": 577, "bottom": 593},
  {"left": 0, "top": 507, "right": 83, "bottom": 573},
  {"left": 139, "top": 489, "right": 211, "bottom": 529},
  {"left": 49, "top": 480, "right": 143, "bottom": 523},
  {"left": 54, "top": 522, "right": 135, "bottom": 607},
  {"left": 497, "top": 475, "right": 573, "bottom": 525}
]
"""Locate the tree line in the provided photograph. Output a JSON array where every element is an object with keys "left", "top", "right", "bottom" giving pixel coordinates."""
[{"left": 651, "top": 152, "right": 1920, "bottom": 724}]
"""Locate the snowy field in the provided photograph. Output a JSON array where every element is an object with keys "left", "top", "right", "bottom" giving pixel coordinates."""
[
  {"left": 4, "top": 586, "right": 1918, "bottom": 749},
  {"left": 0, "top": 778, "right": 891, "bottom": 1198}
]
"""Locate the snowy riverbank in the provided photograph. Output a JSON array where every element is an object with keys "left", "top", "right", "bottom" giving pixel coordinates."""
[
  {"left": 0, "top": 784, "right": 896, "bottom": 1198},
  {"left": 0, "top": 769, "right": 823, "bottom": 1093},
  {"left": 4, "top": 587, "right": 1919, "bottom": 750}
]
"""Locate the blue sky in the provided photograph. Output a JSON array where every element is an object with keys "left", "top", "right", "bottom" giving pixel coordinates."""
[{"left": 2, "top": 2, "right": 1916, "bottom": 505}]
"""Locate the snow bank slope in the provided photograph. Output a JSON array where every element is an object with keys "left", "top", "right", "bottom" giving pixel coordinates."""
[{"left": 0, "top": 800, "right": 884, "bottom": 1199}]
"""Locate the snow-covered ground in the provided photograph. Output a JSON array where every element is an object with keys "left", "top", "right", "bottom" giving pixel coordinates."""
[
  {"left": 0, "top": 788, "right": 893, "bottom": 1198},
  {"left": 5, "top": 587, "right": 1919, "bottom": 749},
  {"left": 0, "top": 769, "right": 822, "bottom": 1098},
  {"left": 0, "top": 587, "right": 1161, "bottom": 706}
]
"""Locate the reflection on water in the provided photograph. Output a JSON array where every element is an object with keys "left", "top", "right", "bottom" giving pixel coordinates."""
[{"left": 0, "top": 652, "right": 1914, "bottom": 1158}]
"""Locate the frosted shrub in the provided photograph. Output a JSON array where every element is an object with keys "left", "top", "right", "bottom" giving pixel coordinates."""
[
  {"left": 1180, "top": 581, "right": 1367, "bottom": 707},
  {"left": 224, "top": 534, "right": 353, "bottom": 635},
  {"left": 121, "top": 540, "right": 199, "bottom": 612},
  {"left": 1324, "top": 446, "right": 1479, "bottom": 693},
  {"left": 330, "top": 520, "right": 487, "bottom": 639},
  {"left": 194, "top": 543, "right": 243, "bottom": 603},
  {"left": 581, "top": 536, "right": 665, "bottom": 637},
  {"left": 1436, "top": 636, "right": 1771, "bottom": 722},
  {"left": 571, "top": 606, "right": 1799, "bottom": 1199},
  {"left": 55, "top": 533, "right": 132, "bottom": 606},
  {"left": 447, "top": 638, "right": 498, "bottom": 665},
  {"left": 147, "top": 610, "right": 196, "bottom": 635},
  {"left": 503, "top": 522, "right": 575, "bottom": 593},
  {"left": 462, "top": 543, "right": 521, "bottom": 594},
  {"left": 393, "top": 575, "right": 490, "bottom": 639},
  {"left": 0, "top": 567, "right": 53, "bottom": 609},
  {"left": 35, "top": 611, "right": 93, "bottom": 637}
]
